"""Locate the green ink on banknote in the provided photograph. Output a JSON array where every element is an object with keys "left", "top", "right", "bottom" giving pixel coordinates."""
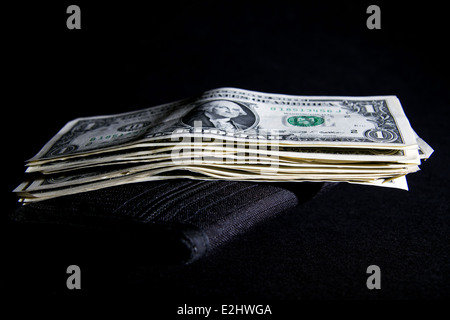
[{"left": 287, "top": 116, "right": 324, "bottom": 127}]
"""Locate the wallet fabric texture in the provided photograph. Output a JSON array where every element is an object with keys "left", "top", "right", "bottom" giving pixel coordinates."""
[{"left": 11, "top": 180, "right": 329, "bottom": 264}]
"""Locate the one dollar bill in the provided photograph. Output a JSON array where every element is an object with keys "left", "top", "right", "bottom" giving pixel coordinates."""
[
  {"left": 15, "top": 87, "right": 433, "bottom": 202},
  {"left": 29, "top": 88, "right": 419, "bottom": 163}
]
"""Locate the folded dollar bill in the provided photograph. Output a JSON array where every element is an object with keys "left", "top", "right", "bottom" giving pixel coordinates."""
[{"left": 14, "top": 87, "right": 433, "bottom": 202}]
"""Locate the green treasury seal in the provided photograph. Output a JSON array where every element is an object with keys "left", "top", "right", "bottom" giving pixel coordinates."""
[{"left": 287, "top": 116, "right": 324, "bottom": 127}]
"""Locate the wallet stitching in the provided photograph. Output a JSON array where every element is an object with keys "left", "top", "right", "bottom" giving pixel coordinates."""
[
  {"left": 178, "top": 225, "right": 210, "bottom": 264},
  {"left": 112, "top": 182, "right": 170, "bottom": 214},
  {"left": 208, "top": 190, "right": 297, "bottom": 245},
  {"left": 160, "top": 181, "right": 238, "bottom": 222},
  {"left": 127, "top": 180, "right": 195, "bottom": 218},
  {"left": 132, "top": 181, "right": 193, "bottom": 217},
  {"left": 147, "top": 180, "right": 218, "bottom": 221},
  {"left": 185, "top": 184, "right": 259, "bottom": 223}
]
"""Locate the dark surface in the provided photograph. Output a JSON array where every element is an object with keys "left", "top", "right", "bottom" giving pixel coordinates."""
[
  {"left": 2, "top": 0, "right": 449, "bottom": 312},
  {"left": 10, "top": 179, "right": 315, "bottom": 265}
]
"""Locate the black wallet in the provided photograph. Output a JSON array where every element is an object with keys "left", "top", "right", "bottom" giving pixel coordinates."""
[{"left": 10, "top": 180, "right": 335, "bottom": 265}]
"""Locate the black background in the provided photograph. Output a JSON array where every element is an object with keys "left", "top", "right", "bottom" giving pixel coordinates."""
[{"left": 2, "top": 0, "right": 449, "bottom": 313}]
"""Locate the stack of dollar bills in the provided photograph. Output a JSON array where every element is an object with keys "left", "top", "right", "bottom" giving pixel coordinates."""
[{"left": 14, "top": 88, "right": 433, "bottom": 203}]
